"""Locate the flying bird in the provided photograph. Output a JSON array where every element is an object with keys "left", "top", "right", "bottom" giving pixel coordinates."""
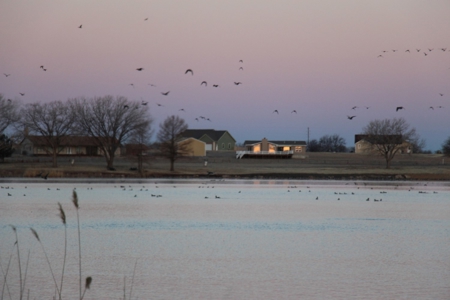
[
  {"left": 148, "top": 83, "right": 156, "bottom": 87},
  {"left": 424, "top": 52, "right": 428, "bottom": 56},
  {"left": 429, "top": 106, "right": 434, "bottom": 110},
  {"left": 161, "top": 91, "right": 170, "bottom": 96},
  {"left": 144, "top": 18, "right": 148, "bottom": 21},
  {"left": 212, "top": 84, "right": 219, "bottom": 87},
  {"left": 439, "top": 93, "right": 444, "bottom": 96},
  {"left": 234, "top": 82, "right": 242, "bottom": 85},
  {"left": 3, "top": 73, "right": 11, "bottom": 77},
  {"left": 396, "top": 106, "right": 404, "bottom": 111},
  {"left": 78, "top": 25, "right": 82, "bottom": 28},
  {"left": 291, "top": 110, "right": 297, "bottom": 113},
  {"left": 347, "top": 116, "right": 356, "bottom": 120},
  {"left": 185, "top": 69, "right": 193, "bottom": 75},
  {"left": 136, "top": 68, "right": 144, "bottom": 71},
  {"left": 352, "top": 106, "right": 358, "bottom": 110},
  {"left": 416, "top": 49, "right": 420, "bottom": 52},
  {"left": 179, "top": 108, "right": 185, "bottom": 112},
  {"left": 201, "top": 81, "right": 207, "bottom": 86},
  {"left": 129, "top": 83, "right": 134, "bottom": 88},
  {"left": 273, "top": 110, "right": 279, "bottom": 114},
  {"left": 239, "top": 60, "right": 243, "bottom": 63},
  {"left": 377, "top": 55, "right": 383, "bottom": 58},
  {"left": 141, "top": 101, "right": 148, "bottom": 105},
  {"left": 239, "top": 67, "right": 243, "bottom": 70},
  {"left": 156, "top": 103, "right": 163, "bottom": 107},
  {"left": 19, "top": 93, "right": 25, "bottom": 96},
  {"left": 405, "top": 49, "right": 410, "bottom": 52}
]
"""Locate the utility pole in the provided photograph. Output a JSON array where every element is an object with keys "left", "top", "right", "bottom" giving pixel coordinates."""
[{"left": 307, "top": 127, "right": 310, "bottom": 151}]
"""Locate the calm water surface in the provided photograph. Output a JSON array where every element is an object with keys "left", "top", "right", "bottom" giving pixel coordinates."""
[{"left": 1, "top": 179, "right": 450, "bottom": 299}]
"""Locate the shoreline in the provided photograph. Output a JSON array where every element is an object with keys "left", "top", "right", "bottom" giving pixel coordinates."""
[{"left": 1, "top": 153, "right": 449, "bottom": 181}]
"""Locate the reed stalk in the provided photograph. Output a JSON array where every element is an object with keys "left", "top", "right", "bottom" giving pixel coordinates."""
[
  {"left": 30, "top": 228, "right": 60, "bottom": 298},
  {"left": 1, "top": 251, "right": 14, "bottom": 300},
  {"left": 72, "top": 190, "right": 82, "bottom": 299},
  {"left": 57, "top": 202, "right": 67, "bottom": 299},
  {"left": 9, "top": 225, "right": 23, "bottom": 300}
]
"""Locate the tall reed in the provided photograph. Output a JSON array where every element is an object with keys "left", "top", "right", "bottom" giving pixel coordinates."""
[{"left": 72, "top": 190, "right": 82, "bottom": 300}]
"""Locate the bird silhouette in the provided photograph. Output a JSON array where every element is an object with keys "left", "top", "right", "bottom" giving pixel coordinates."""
[
  {"left": 234, "top": 82, "right": 242, "bottom": 85},
  {"left": 156, "top": 103, "right": 163, "bottom": 107},
  {"left": 179, "top": 108, "right": 185, "bottom": 112},
  {"left": 78, "top": 25, "right": 82, "bottom": 28},
  {"left": 123, "top": 105, "right": 129, "bottom": 109},
  {"left": 405, "top": 49, "right": 410, "bottom": 52},
  {"left": 141, "top": 101, "right": 148, "bottom": 105},
  {"left": 291, "top": 110, "right": 297, "bottom": 113},
  {"left": 212, "top": 84, "right": 219, "bottom": 87},
  {"left": 377, "top": 55, "right": 383, "bottom": 58},
  {"left": 347, "top": 116, "right": 356, "bottom": 120},
  {"left": 3, "top": 73, "right": 11, "bottom": 77},
  {"left": 439, "top": 93, "right": 444, "bottom": 96},
  {"left": 185, "top": 69, "right": 193, "bottom": 75},
  {"left": 161, "top": 91, "right": 170, "bottom": 96},
  {"left": 201, "top": 81, "right": 207, "bottom": 86},
  {"left": 273, "top": 110, "right": 279, "bottom": 114},
  {"left": 424, "top": 52, "right": 428, "bottom": 56},
  {"left": 352, "top": 106, "right": 358, "bottom": 110},
  {"left": 148, "top": 83, "right": 156, "bottom": 87},
  {"left": 195, "top": 118, "right": 199, "bottom": 121},
  {"left": 136, "top": 68, "right": 143, "bottom": 71},
  {"left": 144, "top": 18, "right": 148, "bottom": 21},
  {"left": 239, "top": 67, "right": 243, "bottom": 70},
  {"left": 429, "top": 106, "right": 434, "bottom": 110},
  {"left": 396, "top": 106, "right": 404, "bottom": 111},
  {"left": 416, "top": 49, "right": 420, "bottom": 52},
  {"left": 239, "top": 60, "right": 243, "bottom": 63},
  {"left": 129, "top": 83, "right": 134, "bottom": 88},
  {"left": 19, "top": 93, "right": 25, "bottom": 96}
]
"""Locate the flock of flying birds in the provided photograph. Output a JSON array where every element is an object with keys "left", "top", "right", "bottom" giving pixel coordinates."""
[{"left": 2, "top": 20, "right": 448, "bottom": 126}]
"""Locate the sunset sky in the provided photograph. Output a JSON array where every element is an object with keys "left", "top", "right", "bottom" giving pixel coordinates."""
[{"left": 1, "top": 0, "right": 449, "bottom": 150}]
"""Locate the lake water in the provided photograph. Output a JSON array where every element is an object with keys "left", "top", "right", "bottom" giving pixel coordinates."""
[{"left": 1, "top": 179, "right": 450, "bottom": 299}]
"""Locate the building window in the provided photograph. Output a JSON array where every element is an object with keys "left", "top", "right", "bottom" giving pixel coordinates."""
[
  {"left": 228, "top": 143, "right": 231, "bottom": 149},
  {"left": 222, "top": 143, "right": 225, "bottom": 149},
  {"left": 295, "top": 146, "right": 302, "bottom": 153}
]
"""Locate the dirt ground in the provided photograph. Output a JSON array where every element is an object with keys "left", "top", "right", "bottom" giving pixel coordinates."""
[{"left": 1, "top": 152, "right": 449, "bottom": 180}]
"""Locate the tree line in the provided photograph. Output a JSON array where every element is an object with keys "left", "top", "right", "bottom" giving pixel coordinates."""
[
  {"left": 1, "top": 94, "right": 450, "bottom": 170},
  {"left": 0, "top": 94, "right": 191, "bottom": 171}
]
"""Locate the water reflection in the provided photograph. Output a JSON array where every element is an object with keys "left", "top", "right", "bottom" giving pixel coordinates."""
[{"left": 1, "top": 179, "right": 450, "bottom": 299}]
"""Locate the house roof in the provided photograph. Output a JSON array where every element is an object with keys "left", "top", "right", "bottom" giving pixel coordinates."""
[
  {"left": 181, "top": 129, "right": 235, "bottom": 142},
  {"left": 355, "top": 134, "right": 403, "bottom": 144},
  {"left": 244, "top": 140, "right": 307, "bottom": 146}
]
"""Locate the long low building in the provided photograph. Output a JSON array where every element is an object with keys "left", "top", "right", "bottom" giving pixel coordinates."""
[{"left": 237, "top": 138, "right": 307, "bottom": 159}]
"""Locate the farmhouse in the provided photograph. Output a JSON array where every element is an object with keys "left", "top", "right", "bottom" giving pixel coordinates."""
[
  {"left": 20, "top": 135, "right": 121, "bottom": 156},
  {"left": 180, "top": 129, "right": 236, "bottom": 151},
  {"left": 237, "top": 138, "right": 307, "bottom": 159},
  {"left": 354, "top": 134, "right": 412, "bottom": 154},
  {"left": 177, "top": 137, "right": 206, "bottom": 156}
]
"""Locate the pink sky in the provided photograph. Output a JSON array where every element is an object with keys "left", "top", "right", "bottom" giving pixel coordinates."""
[{"left": 1, "top": 0, "right": 449, "bottom": 150}]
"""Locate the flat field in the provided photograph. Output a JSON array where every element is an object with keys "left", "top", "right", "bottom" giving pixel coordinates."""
[{"left": 1, "top": 152, "right": 449, "bottom": 180}]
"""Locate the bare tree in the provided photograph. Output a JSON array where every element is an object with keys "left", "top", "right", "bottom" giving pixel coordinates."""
[
  {"left": 20, "top": 101, "right": 75, "bottom": 167},
  {"left": 129, "top": 124, "right": 153, "bottom": 173},
  {"left": 442, "top": 136, "right": 450, "bottom": 157},
  {"left": 69, "top": 95, "right": 153, "bottom": 170},
  {"left": 0, "top": 134, "right": 15, "bottom": 162},
  {"left": 362, "top": 118, "right": 420, "bottom": 168},
  {"left": 157, "top": 115, "right": 189, "bottom": 171},
  {"left": 0, "top": 94, "right": 21, "bottom": 133},
  {"left": 319, "top": 134, "right": 347, "bottom": 152}
]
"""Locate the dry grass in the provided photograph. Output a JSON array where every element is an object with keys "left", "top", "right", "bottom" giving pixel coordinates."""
[{"left": 1, "top": 153, "right": 449, "bottom": 180}]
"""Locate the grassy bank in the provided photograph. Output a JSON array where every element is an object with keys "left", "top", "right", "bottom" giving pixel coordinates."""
[{"left": 1, "top": 152, "right": 449, "bottom": 180}]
